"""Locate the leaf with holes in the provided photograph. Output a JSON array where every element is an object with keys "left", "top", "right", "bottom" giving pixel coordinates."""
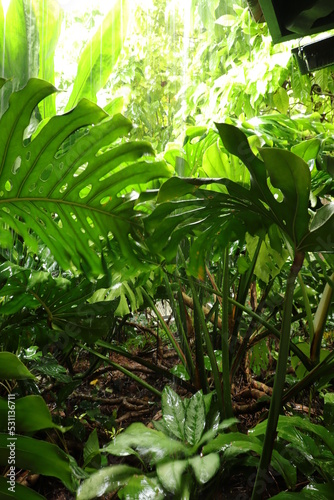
[
  {"left": 0, "top": 261, "right": 119, "bottom": 343},
  {"left": 0, "top": 79, "right": 171, "bottom": 276}
]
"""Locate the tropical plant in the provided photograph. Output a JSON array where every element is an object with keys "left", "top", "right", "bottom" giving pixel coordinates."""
[
  {"left": 0, "top": 78, "right": 170, "bottom": 276},
  {"left": 77, "top": 387, "right": 259, "bottom": 499},
  {"left": 145, "top": 120, "right": 334, "bottom": 498},
  {"left": 0, "top": 352, "right": 83, "bottom": 499}
]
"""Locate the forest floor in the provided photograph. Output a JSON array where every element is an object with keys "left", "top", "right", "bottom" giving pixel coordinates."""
[{"left": 15, "top": 343, "right": 325, "bottom": 500}]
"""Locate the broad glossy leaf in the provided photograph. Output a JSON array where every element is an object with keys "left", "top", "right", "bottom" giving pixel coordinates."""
[
  {"left": 271, "top": 483, "right": 334, "bottom": 499},
  {"left": 83, "top": 429, "right": 100, "bottom": 468},
  {"left": 0, "top": 79, "right": 170, "bottom": 275},
  {"left": 215, "top": 123, "right": 274, "bottom": 208},
  {"left": 291, "top": 138, "right": 321, "bottom": 162},
  {"left": 156, "top": 459, "right": 188, "bottom": 494},
  {"left": 189, "top": 453, "right": 220, "bottom": 484},
  {"left": 198, "top": 418, "right": 239, "bottom": 447},
  {"left": 259, "top": 148, "right": 310, "bottom": 245},
  {"left": 0, "top": 352, "right": 35, "bottom": 380},
  {"left": 162, "top": 386, "right": 185, "bottom": 440},
  {"left": 202, "top": 430, "right": 295, "bottom": 487},
  {"left": 0, "top": 395, "right": 63, "bottom": 433},
  {"left": 65, "top": 0, "right": 129, "bottom": 111},
  {"left": 201, "top": 140, "right": 250, "bottom": 187},
  {"left": 246, "top": 233, "right": 289, "bottom": 284},
  {"left": 77, "top": 465, "right": 141, "bottom": 500},
  {"left": 0, "top": 434, "right": 77, "bottom": 491},
  {"left": 203, "top": 431, "right": 259, "bottom": 454},
  {"left": 273, "top": 88, "right": 289, "bottom": 115},
  {"left": 299, "top": 203, "right": 334, "bottom": 253},
  {"left": 118, "top": 475, "right": 165, "bottom": 500},
  {"left": 184, "top": 390, "right": 206, "bottom": 445},
  {"left": 0, "top": 477, "right": 46, "bottom": 499},
  {"left": 103, "top": 422, "right": 187, "bottom": 465}
]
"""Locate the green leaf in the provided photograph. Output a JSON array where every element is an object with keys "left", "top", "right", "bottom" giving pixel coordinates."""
[
  {"left": 246, "top": 232, "right": 288, "bottom": 284},
  {"left": 162, "top": 386, "right": 185, "bottom": 440},
  {"left": 0, "top": 477, "right": 46, "bottom": 499},
  {"left": 184, "top": 390, "right": 206, "bottom": 445},
  {"left": 273, "top": 88, "right": 289, "bottom": 115},
  {"left": 299, "top": 203, "right": 334, "bottom": 253},
  {"left": 291, "top": 138, "right": 321, "bottom": 162},
  {"left": 33, "top": 0, "right": 62, "bottom": 118},
  {"left": 271, "top": 483, "right": 334, "bottom": 499},
  {"left": 0, "top": 395, "right": 64, "bottom": 433},
  {"left": 259, "top": 147, "right": 311, "bottom": 245},
  {"left": 201, "top": 141, "right": 250, "bottom": 187},
  {"left": 0, "top": 0, "right": 39, "bottom": 107},
  {"left": 118, "top": 475, "right": 165, "bottom": 500},
  {"left": 83, "top": 429, "right": 100, "bottom": 468},
  {"left": 65, "top": 0, "right": 129, "bottom": 111},
  {"left": 77, "top": 465, "right": 141, "bottom": 500},
  {"left": 0, "top": 353, "right": 35, "bottom": 380},
  {"left": 189, "top": 453, "right": 220, "bottom": 484},
  {"left": 104, "top": 96, "right": 124, "bottom": 116},
  {"left": 0, "top": 79, "right": 171, "bottom": 275},
  {"left": 156, "top": 459, "right": 188, "bottom": 494},
  {"left": 0, "top": 434, "right": 77, "bottom": 491},
  {"left": 103, "top": 422, "right": 187, "bottom": 465}
]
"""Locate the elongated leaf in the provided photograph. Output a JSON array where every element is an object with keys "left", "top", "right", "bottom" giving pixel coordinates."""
[
  {"left": 0, "top": 79, "right": 171, "bottom": 275},
  {"left": 198, "top": 418, "right": 239, "bottom": 447},
  {"left": 156, "top": 459, "right": 188, "bottom": 494},
  {"left": 83, "top": 429, "right": 100, "bottom": 467},
  {"left": 271, "top": 483, "right": 334, "bottom": 499},
  {"left": 259, "top": 148, "right": 310, "bottom": 245},
  {"left": 103, "top": 422, "right": 187, "bottom": 465},
  {"left": 65, "top": 0, "right": 129, "bottom": 111},
  {"left": 0, "top": 395, "right": 63, "bottom": 433},
  {"left": 189, "top": 453, "right": 220, "bottom": 484},
  {"left": 33, "top": 0, "right": 62, "bottom": 118},
  {"left": 184, "top": 390, "right": 206, "bottom": 445},
  {"left": 215, "top": 123, "right": 275, "bottom": 209},
  {"left": 291, "top": 138, "right": 321, "bottom": 162},
  {"left": 201, "top": 140, "right": 250, "bottom": 187},
  {"left": 0, "top": 352, "right": 35, "bottom": 380},
  {"left": 0, "top": 477, "right": 46, "bottom": 499},
  {"left": 77, "top": 465, "right": 141, "bottom": 500},
  {"left": 0, "top": 434, "right": 77, "bottom": 491},
  {"left": 251, "top": 415, "right": 334, "bottom": 455},
  {"left": 0, "top": 0, "right": 39, "bottom": 110},
  {"left": 162, "top": 386, "right": 185, "bottom": 440},
  {"left": 118, "top": 475, "right": 165, "bottom": 500},
  {"left": 299, "top": 203, "right": 334, "bottom": 253}
]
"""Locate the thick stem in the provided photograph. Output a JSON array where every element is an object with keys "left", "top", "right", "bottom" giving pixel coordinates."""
[
  {"left": 221, "top": 246, "right": 234, "bottom": 419},
  {"left": 251, "top": 251, "right": 304, "bottom": 500}
]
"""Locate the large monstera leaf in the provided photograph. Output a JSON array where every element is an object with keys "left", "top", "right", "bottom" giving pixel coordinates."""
[
  {"left": 0, "top": 79, "right": 171, "bottom": 275},
  {"left": 146, "top": 123, "right": 333, "bottom": 277}
]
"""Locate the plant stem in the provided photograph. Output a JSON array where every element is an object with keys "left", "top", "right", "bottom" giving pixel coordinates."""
[
  {"left": 188, "top": 276, "right": 225, "bottom": 417},
  {"left": 78, "top": 343, "right": 162, "bottom": 397},
  {"left": 221, "top": 246, "right": 234, "bottom": 419},
  {"left": 251, "top": 251, "right": 304, "bottom": 500},
  {"left": 142, "top": 288, "right": 187, "bottom": 367}
]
